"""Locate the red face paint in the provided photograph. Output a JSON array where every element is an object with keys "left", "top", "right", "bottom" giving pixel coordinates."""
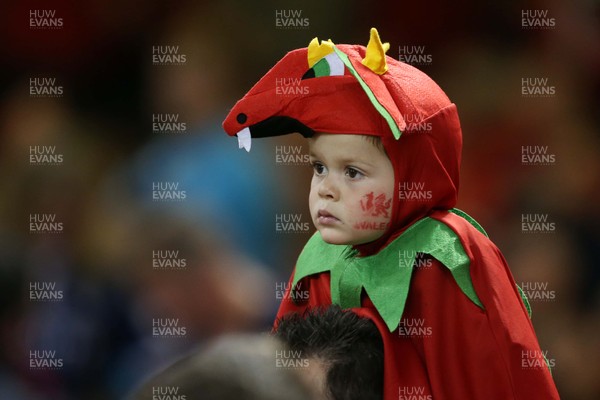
[
  {"left": 360, "top": 192, "right": 392, "bottom": 218},
  {"left": 352, "top": 221, "right": 390, "bottom": 230}
]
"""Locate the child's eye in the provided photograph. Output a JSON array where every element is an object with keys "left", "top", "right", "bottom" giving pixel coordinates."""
[
  {"left": 345, "top": 167, "right": 364, "bottom": 179},
  {"left": 312, "top": 162, "right": 327, "bottom": 176}
]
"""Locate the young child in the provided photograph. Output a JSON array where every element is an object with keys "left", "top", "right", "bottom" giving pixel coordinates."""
[{"left": 222, "top": 28, "right": 560, "bottom": 399}]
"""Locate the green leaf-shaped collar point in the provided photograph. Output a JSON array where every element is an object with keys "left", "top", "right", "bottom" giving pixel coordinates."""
[{"left": 292, "top": 216, "right": 485, "bottom": 331}]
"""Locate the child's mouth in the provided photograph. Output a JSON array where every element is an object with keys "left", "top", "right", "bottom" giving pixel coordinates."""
[{"left": 317, "top": 209, "right": 340, "bottom": 225}]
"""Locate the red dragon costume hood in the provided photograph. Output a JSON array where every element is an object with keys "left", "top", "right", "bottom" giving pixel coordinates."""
[{"left": 223, "top": 28, "right": 461, "bottom": 253}]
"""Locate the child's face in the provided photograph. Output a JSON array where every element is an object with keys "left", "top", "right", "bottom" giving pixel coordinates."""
[{"left": 308, "top": 133, "right": 395, "bottom": 245}]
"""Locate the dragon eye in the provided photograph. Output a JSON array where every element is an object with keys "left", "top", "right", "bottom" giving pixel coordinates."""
[
  {"left": 236, "top": 113, "right": 247, "bottom": 124},
  {"left": 301, "top": 53, "right": 345, "bottom": 80}
]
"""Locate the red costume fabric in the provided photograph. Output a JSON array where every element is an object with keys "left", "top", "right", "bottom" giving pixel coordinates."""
[
  {"left": 275, "top": 210, "right": 559, "bottom": 399},
  {"left": 223, "top": 28, "right": 560, "bottom": 399}
]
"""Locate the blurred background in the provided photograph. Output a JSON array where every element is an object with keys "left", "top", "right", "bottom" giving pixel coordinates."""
[{"left": 0, "top": 0, "right": 598, "bottom": 398}]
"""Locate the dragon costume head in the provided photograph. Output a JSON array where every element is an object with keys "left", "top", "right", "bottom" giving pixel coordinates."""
[{"left": 223, "top": 28, "right": 463, "bottom": 252}]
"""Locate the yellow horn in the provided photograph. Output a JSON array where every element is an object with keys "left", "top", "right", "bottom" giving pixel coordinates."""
[
  {"left": 308, "top": 37, "right": 335, "bottom": 68},
  {"left": 361, "top": 28, "right": 389, "bottom": 75}
]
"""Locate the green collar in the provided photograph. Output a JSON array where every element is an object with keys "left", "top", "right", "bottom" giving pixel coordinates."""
[{"left": 292, "top": 212, "right": 484, "bottom": 332}]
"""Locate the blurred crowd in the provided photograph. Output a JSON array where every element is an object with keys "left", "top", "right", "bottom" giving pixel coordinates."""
[{"left": 0, "top": 0, "right": 598, "bottom": 399}]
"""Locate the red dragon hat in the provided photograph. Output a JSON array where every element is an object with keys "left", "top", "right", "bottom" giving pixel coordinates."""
[{"left": 223, "top": 28, "right": 463, "bottom": 250}]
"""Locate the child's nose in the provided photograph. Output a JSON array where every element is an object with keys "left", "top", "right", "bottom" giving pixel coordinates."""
[{"left": 318, "top": 175, "right": 339, "bottom": 200}]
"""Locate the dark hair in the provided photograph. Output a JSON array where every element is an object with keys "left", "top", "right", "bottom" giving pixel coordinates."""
[{"left": 274, "top": 305, "right": 384, "bottom": 400}]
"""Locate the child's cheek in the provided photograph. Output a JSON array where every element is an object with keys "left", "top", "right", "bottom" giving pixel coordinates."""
[{"left": 351, "top": 191, "right": 392, "bottom": 231}]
